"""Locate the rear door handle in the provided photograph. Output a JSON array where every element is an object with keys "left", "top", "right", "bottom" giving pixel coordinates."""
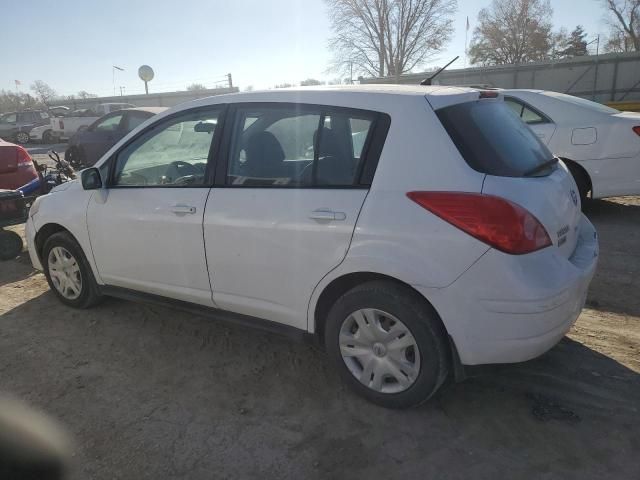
[
  {"left": 309, "top": 209, "right": 346, "bottom": 221},
  {"left": 171, "top": 204, "right": 197, "bottom": 214}
]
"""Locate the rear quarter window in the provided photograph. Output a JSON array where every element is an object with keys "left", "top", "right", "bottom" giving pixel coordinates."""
[{"left": 436, "top": 100, "right": 553, "bottom": 177}]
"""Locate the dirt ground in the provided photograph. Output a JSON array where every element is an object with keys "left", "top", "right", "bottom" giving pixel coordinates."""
[{"left": 1, "top": 197, "right": 639, "bottom": 480}]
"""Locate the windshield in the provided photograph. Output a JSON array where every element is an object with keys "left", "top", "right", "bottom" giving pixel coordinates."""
[
  {"left": 541, "top": 91, "right": 620, "bottom": 114},
  {"left": 436, "top": 100, "right": 554, "bottom": 177}
]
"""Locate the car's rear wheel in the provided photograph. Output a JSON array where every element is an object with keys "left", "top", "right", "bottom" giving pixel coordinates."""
[
  {"left": 0, "top": 230, "right": 23, "bottom": 261},
  {"left": 565, "top": 161, "right": 590, "bottom": 208},
  {"left": 15, "top": 131, "right": 29, "bottom": 144},
  {"left": 325, "top": 280, "right": 449, "bottom": 408},
  {"left": 42, "top": 130, "right": 54, "bottom": 144},
  {"left": 43, "top": 232, "right": 103, "bottom": 308}
]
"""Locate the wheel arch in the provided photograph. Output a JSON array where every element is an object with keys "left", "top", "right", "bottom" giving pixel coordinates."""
[
  {"left": 35, "top": 223, "right": 74, "bottom": 262},
  {"left": 561, "top": 157, "right": 592, "bottom": 197},
  {"left": 312, "top": 271, "right": 449, "bottom": 342}
]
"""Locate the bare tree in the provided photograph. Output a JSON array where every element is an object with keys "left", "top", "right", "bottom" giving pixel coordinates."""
[
  {"left": 186, "top": 83, "right": 207, "bottom": 91},
  {"left": 0, "top": 91, "right": 39, "bottom": 113},
  {"left": 77, "top": 90, "right": 98, "bottom": 99},
  {"left": 30, "top": 80, "right": 57, "bottom": 107},
  {"left": 605, "top": 29, "right": 636, "bottom": 51},
  {"left": 326, "top": 0, "right": 457, "bottom": 79},
  {"left": 300, "top": 78, "right": 324, "bottom": 86},
  {"left": 469, "top": 0, "right": 554, "bottom": 65},
  {"left": 603, "top": 0, "right": 640, "bottom": 51}
]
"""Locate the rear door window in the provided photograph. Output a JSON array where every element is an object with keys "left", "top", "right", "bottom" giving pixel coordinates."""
[
  {"left": 93, "top": 113, "right": 125, "bottom": 132},
  {"left": 436, "top": 100, "right": 554, "bottom": 177},
  {"left": 226, "top": 105, "right": 380, "bottom": 187},
  {"left": 124, "top": 111, "right": 151, "bottom": 132},
  {"left": 504, "top": 97, "right": 548, "bottom": 125}
]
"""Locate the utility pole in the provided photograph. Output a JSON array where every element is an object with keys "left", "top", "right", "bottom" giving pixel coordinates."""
[
  {"left": 119, "top": 86, "right": 126, "bottom": 96},
  {"left": 227, "top": 73, "right": 233, "bottom": 89},
  {"left": 591, "top": 34, "right": 600, "bottom": 101}
]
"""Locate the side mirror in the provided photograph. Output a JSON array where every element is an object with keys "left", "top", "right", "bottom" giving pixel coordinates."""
[{"left": 81, "top": 168, "right": 102, "bottom": 190}]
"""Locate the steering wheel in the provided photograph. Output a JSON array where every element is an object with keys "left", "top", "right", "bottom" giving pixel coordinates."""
[{"left": 165, "top": 161, "right": 199, "bottom": 183}]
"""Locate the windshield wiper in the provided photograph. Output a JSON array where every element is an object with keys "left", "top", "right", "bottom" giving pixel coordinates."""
[{"left": 523, "top": 157, "right": 558, "bottom": 177}]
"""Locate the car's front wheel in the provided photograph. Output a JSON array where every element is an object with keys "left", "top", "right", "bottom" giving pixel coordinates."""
[
  {"left": 325, "top": 280, "right": 449, "bottom": 408},
  {"left": 43, "top": 232, "right": 103, "bottom": 308}
]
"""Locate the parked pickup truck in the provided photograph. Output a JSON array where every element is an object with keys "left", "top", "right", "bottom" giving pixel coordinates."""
[{"left": 50, "top": 103, "right": 135, "bottom": 141}]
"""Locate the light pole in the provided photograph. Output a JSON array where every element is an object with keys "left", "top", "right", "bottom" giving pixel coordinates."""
[
  {"left": 112, "top": 65, "right": 124, "bottom": 96},
  {"left": 587, "top": 35, "right": 600, "bottom": 100}
]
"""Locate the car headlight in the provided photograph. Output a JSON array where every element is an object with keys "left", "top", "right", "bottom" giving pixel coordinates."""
[{"left": 29, "top": 196, "right": 42, "bottom": 217}]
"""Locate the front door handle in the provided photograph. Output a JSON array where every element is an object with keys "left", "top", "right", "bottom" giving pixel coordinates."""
[
  {"left": 171, "top": 204, "right": 197, "bottom": 214},
  {"left": 309, "top": 209, "right": 346, "bottom": 221}
]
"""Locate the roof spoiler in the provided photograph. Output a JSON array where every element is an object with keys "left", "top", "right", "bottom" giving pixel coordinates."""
[{"left": 420, "top": 56, "right": 459, "bottom": 86}]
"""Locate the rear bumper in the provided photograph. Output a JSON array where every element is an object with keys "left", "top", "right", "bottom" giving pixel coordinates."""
[{"left": 418, "top": 214, "right": 599, "bottom": 365}]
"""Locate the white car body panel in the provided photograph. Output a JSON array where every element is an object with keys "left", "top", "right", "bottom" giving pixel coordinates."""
[
  {"left": 86, "top": 188, "right": 214, "bottom": 306},
  {"left": 28, "top": 124, "right": 51, "bottom": 141},
  {"left": 204, "top": 189, "right": 367, "bottom": 330},
  {"left": 504, "top": 89, "right": 640, "bottom": 198},
  {"left": 26, "top": 180, "right": 102, "bottom": 283},
  {"left": 25, "top": 85, "right": 599, "bottom": 368}
]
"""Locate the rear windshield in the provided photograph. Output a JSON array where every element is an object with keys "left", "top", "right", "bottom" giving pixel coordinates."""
[{"left": 436, "top": 100, "right": 554, "bottom": 177}]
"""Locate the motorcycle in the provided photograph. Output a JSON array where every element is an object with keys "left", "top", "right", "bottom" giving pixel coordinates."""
[{"left": 33, "top": 150, "right": 76, "bottom": 194}]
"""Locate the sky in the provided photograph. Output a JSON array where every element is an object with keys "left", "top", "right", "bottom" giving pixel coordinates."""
[{"left": 1, "top": 0, "right": 611, "bottom": 97}]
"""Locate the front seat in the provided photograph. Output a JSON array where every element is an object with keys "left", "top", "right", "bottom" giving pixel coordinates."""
[{"left": 244, "top": 131, "right": 285, "bottom": 178}]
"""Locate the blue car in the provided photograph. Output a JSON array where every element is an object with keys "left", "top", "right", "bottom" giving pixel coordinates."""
[{"left": 65, "top": 107, "right": 166, "bottom": 167}]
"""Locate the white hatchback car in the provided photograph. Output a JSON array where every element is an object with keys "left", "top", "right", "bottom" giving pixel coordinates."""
[
  {"left": 25, "top": 86, "right": 599, "bottom": 408},
  {"left": 502, "top": 89, "right": 640, "bottom": 203}
]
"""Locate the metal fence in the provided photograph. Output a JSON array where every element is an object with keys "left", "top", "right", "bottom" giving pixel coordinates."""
[
  {"left": 360, "top": 51, "right": 640, "bottom": 103},
  {"left": 55, "top": 87, "right": 239, "bottom": 111}
]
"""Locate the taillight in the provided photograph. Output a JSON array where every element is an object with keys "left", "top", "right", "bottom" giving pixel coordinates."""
[
  {"left": 479, "top": 90, "right": 499, "bottom": 99},
  {"left": 16, "top": 146, "right": 33, "bottom": 167},
  {"left": 633, "top": 126, "right": 640, "bottom": 136},
  {"left": 406, "top": 191, "right": 552, "bottom": 255}
]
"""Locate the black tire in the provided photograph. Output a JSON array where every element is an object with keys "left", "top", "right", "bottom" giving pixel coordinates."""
[
  {"left": 42, "top": 130, "right": 54, "bottom": 144},
  {"left": 565, "top": 162, "right": 590, "bottom": 209},
  {"left": 0, "top": 230, "right": 23, "bottom": 261},
  {"left": 325, "top": 280, "right": 449, "bottom": 408},
  {"left": 42, "top": 232, "right": 103, "bottom": 308},
  {"left": 15, "top": 131, "right": 29, "bottom": 144}
]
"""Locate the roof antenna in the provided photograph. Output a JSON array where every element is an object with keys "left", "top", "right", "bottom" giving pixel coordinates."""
[{"left": 420, "top": 56, "right": 459, "bottom": 86}]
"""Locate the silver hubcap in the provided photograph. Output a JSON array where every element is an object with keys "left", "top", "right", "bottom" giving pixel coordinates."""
[
  {"left": 48, "top": 247, "right": 82, "bottom": 300},
  {"left": 339, "top": 308, "right": 421, "bottom": 394},
  {"left": 17, "top": 132, "right": 28, "bottom": 143}
]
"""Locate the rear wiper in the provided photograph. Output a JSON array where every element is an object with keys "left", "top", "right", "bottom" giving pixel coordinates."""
[{"left": 523, "top": 157, "right": 558, "bottom": 177}]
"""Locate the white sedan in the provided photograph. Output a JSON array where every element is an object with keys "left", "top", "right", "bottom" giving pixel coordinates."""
[{"left": 502, "top": 89, "right": 640, "bottom": 203}]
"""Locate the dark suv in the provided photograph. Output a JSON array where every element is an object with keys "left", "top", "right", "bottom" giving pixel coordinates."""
[{"left": 0, "top": 110, "right": 51, "bottom": 144}]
